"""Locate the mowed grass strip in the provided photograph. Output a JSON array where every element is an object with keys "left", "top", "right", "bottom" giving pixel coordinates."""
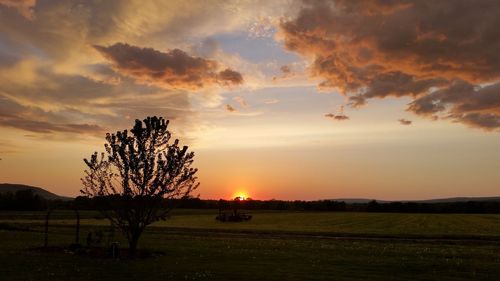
[
  {"left": 2, "top": 211, "right": 500, "bottom": 240},
  {"left": 159, "top": 212, "right": 500, "bottom": 238}
]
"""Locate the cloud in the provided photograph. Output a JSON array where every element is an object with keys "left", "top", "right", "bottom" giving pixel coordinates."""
[
  {"left": 217, "top": 68, "right": 244, "bottom": 86},
  {"left": 0, "top": 0, "right": 296, "bottom": 143},
  {"left": 407, "top": 80, "right": 500, "bottom": 130},
  {"left": 94, "top": 43, "right": 243, "bottom": 90},
  {"left": 347, "top": 72, "right": 447, "bottom": 108},
  {"left": 192, "top": 38, "right": 220, "bottom": 58},
  {"left": 325, "top": 113, "right": 349, "bottom": 121},
  {"left": 0, "top": 58, "right": 194, "bottom": 138},
  {"left": 248, "top": 16, "right": 276, "bottom": 38},
  {"left": 280, "top": 0, "right": 500, "bottom": 130},
  {"left": 263, "top": 98, "right": 279, "bottom": 104},
  {"left": 0, "top": 139, "right": 19, "bottom": 154},
  {"left": 225, "top": 104, "right": 237, "bottom": 112},
  {"left": 272, "top": 64, "right": 298, "bottom": 81},
  {"left": 233, "top": 96, "right": 248, "bottom": 108},
  {"left": 0, "top": 95, "right": 105, "bottom": 135},
  {"left": 280, "top": 65, "right": 292, "bottom": 74},
  {"left": 0, "top": 116, "right": 105, "bottom": 135},
  {"left": 0, "top": 0, "right": 36, "bottom": 20},
  {"left": 325, "top": 105, "right": 349, "bottom": 121},
  {"left": 451, "top": 113, "right": 500, "bottom": 130},
  {"left": 398, "top": 119, "right": 412, "bottom": 126},
  {"left": 324, "top": 107, "right": 350, "bottom": 121}
]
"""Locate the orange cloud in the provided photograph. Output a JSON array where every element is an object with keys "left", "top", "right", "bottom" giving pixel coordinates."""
[
  {"left": 94, "top": 43, "right": 243, "bottom": 90},
  {"left": 280, "top": 0, "right": 500, "bottom": 130},
  {"left": 233, "top": 96, "right": 248, "bottom": 108}
]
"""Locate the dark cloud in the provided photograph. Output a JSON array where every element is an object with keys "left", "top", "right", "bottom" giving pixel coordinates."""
[
  {"left": 217, "top": 68, "right": 244, "bottom": 86},
  {"left": 398, "top": 118, "right": 412, "bottom": 125},
  {"left": 0, "top": 62, "right": 193, "bottom": 137},
  {"left": 225, "top": 104, "right": 237, "bottom": 112},
  {"left": 325, "top": 105, "right": 349, "bottom": 121},
  {"left": 0, "top": 117, "right": 104, "bottom": 134},
  {"left": 347, "top": 72, "right": 448, "bottom": 108},
  {"left": 325, "top": 113, "right": 349, "bottom": 121},
  {"left": 280, "top": 65, "right": 291, "bottom": 74},
  {"left": 273, "top": 64, "right": 295, "bottom": 81},
  {"left": 94, "top": 43, "right": 243, "bottom": 90},
  {"left": 407, "top": 80, "right": 500, "bottom": 130},
  {"left": 451, "top": 113, "right": 500, "bottom": 130},
  {"left": 0, "top": 96, "right": 105, "bottom": 135},
  {"left": 0, "top": 0, "right": 36, "bottom": 20},
  {"left": 281, "top": 0, "right": 500, "bottom": 130}
]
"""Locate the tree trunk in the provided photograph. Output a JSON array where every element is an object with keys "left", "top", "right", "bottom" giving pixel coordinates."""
[{"left": 128, "top": 231, "right": 141, "bottom": 257}]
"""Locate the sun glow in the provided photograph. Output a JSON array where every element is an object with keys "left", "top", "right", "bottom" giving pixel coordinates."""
[{"left": 234, "top": 192, "right": 249, "bottom": 200}]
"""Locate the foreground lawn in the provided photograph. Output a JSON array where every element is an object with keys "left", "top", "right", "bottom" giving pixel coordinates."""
[
  {"left": 1, "top": 225, "right": 500, "bottom": 281},
  {"left": 2, "top": 211, "right": 500, "bottom": 280}
]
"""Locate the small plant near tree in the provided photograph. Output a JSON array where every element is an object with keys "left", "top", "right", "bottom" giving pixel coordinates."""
[{"left": 81, "top": 116, "right": 199, "bottom": 256}]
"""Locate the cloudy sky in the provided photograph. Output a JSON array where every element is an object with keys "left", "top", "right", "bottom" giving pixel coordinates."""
[{"left": 0, "top": 0, "right": 499, "bottom": 200}]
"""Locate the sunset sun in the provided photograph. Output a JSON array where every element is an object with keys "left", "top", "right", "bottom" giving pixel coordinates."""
[{"left": 234, "top": 192, "right": 249, "bottom": 200}]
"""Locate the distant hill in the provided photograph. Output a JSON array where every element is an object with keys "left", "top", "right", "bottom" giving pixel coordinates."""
[
  {"left": 414, "top": 197, "right": 500, "bottom": 203},
  {"left": 331, "top": 197, "right": 500, "bottom": 204},
  {"left": 0, "top": 183, "right": 72, "bottom": 201},
  {"left": 331, "top": 198, "right": 391, "bottom": 204}
]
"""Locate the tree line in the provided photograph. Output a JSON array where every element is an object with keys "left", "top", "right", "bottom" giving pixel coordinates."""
[
  {"left": 3, "top": 193, "right": 500, "bottom": 214},
  {"left": 176, "top": 198, "right": 500, "bottom": 213},
  {"left": 0, "top": 189, "right": 49, "bottom": 210}
]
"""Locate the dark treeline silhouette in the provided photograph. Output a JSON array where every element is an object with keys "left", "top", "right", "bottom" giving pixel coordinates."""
[
  {"left": 359, "top": 200, "right": 500, "bottom": 214},
  {"left": 3, "top": 194, "right": 500, "bottom": 214},
  {"left": 198, "top": 198, "right": 500, "bottom": 213},
  {"left": 0, "top": 189, "right": 48, "bottom": 210},
  {"left": 161, "top": 198, "right": 500, "bottom": 213}
]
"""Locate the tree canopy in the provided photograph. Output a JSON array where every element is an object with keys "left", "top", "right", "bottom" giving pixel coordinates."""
[{"left": 81, "top": 116, "right": 199, "bottom": 255}]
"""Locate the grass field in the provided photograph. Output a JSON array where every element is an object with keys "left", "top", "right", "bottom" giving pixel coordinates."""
[{"left": 1, "top": 210, "right": 500, "bottom": 280}]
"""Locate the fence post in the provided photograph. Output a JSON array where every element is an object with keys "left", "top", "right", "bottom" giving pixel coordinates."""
[
  {"left": 44, "top": 209, "right": 51, "bottom": 247},
  {"left": 74, "top": 209, "right": 80, "bottom": 244}
]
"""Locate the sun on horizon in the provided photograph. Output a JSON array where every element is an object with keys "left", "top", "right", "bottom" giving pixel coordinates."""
[{"left": 233, "top": 191, "right": 249, "bottom": 201}]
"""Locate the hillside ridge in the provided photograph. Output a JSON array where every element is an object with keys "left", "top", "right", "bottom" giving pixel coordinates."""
[{"left": 0, "top": 183, "right": 72, "bottom": 200}]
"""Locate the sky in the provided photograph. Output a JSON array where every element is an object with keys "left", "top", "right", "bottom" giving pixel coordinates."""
[{"left": 0, "top": 0, "right": 499, "bottom": 200}]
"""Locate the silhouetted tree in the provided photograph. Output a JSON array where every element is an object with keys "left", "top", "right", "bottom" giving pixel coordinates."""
[{"left": 81, "top": 116, "right": 199, "bottom": 256}]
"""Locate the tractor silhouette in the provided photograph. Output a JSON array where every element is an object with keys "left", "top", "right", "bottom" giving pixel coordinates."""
[{"left": 216, "top": 197, "right": 252, "bottom": 222}]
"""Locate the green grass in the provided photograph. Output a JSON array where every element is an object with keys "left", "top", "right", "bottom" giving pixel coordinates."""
[
  {"left": 159, "top": 211, "right": 500, "bottom": 238},
  {"left": 3, "top": 210, "right": 500, "bottom": 239},
  {"left": 1, "top": 211, "right": 500, "bottom": 280}
]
